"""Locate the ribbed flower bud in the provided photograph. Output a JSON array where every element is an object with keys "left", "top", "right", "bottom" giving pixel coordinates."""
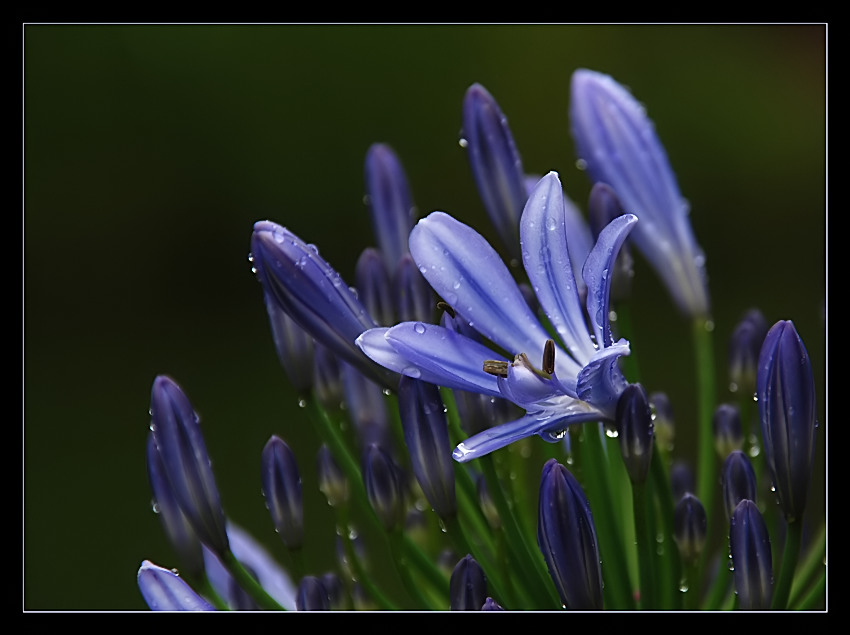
[
  {"left": 317, "top": 444, "right": 349, "bottom": 508},
  {"left": 481, "top": 597, "right": 504, "bottom": 610},
  {"left": 364, "top": 143, "right": 415, "bottom": 272},
  {"left": 260, "top": 436, "right": 304, "bottom": 550},
  {"left": 250, "top": 220, "right": 396, "bottom": 389},
  {"left": 730, "top": 499, "right": 773, "bottom": 610},
  {"left": 392, "top": 254, "right": 434, "bottom": 324},
  {"left": 146, "top": 433, "right": 204, "bottom": 581},
  {"left": 149, "top": 375, "right": 229, "bottom": 556},
  {"left": 341, "top": 360, "right": 392, "bottom": 453},
  {"left": 673, "top": 493, "right": 707, "bottom": 566},
  {"left": 449, "top": 554, "right": 488, "bottom": 611},
  {"left": 461, "top": 83, "right": 527, "bottom": 261},
  {"left": 312, "top": 341, "right": 343, "bottom": 411},
  {"left": 355, "top": 247, "right": 395, "bottom": 328},
  {"left": 721, "top": 450, "right": 758, "bottom": 521},
  {"left": 264, "top": 291, "right": 314, "bottom": 395},
  {"left": 670, "top": 460, "right": 695, "bottom": 501},
  {"left": 615, "top": 383, "right": 654, "bottom": 485},
  {"left": 728, "top": 308, "right": 768, "bottom": 394},
  {"left": 570, "top": 69, "right": 709, "bottom": 318},
  {"left": 296, "top": 575, "right": 330, "bottom": 611},
  {"left": 397, "top": 375, "right": 456, "bottom": 519},
  {"left": 321, "top": 571, "right": 349, "bottom": 610},
  {"left": 713, "top": 403, "right": 743, "bottom": 459},
  {"left": 137, "top": 560, "right": 215, "bottom": 611},
  {"left": 363, "top": 443, "right": 406, "bottom": 532},
  {"left": 537, "top": 459, "right": 603, "bottom": 610},
  {"left": 757, "top": 320, "right": 818, "bottom": 522}
]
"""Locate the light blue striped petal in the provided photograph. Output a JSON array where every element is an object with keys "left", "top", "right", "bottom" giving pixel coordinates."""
[{"left": 576, "top": 339, "right": 631, "bottom": 419}]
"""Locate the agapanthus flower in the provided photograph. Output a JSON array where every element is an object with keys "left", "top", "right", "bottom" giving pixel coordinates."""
[{"left": 357, "top": 171, "right": 636, "bottom": 462}]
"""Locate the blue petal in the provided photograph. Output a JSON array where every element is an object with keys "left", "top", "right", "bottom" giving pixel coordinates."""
[
  {"left": 452, "top": 405, "right": 601, "bottom": 463},
  {"left": 581, "top": 213, "right": 637, "bottom": 348},
  {"left": 137, "top": 560, "right": 216, "bottom": 611},
  {"left": 410, "top": 211, "right": 562, "bottom": 368},
  {"left": 497, "top": 360, "right": 562, "bottom": 408},
  {"left": 364, "top": 143, "right": 415, "bottom": 271},
  {"left": 521, "top": 172, "right": 596, "bottom": 366},
  {"left": 576, "top": 339, "right": 631, "bottom": 419},
  {"left": 357, "top": 323, "right": 504, "bottom": 397}
]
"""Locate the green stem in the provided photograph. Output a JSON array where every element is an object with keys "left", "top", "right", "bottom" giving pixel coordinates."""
[
  {"left": 693, "top": 317, "right": 717, "bottom": 529},
  {"left": 632, "top": 482, "right": 657, "bottom": 609},
  {"left": 787, "top": 522, "right": 826, "bottom": 608},
  {"left": 793, "top": 574, "right": 825, "bottom": 610},
  {"left": 387, "top": 532, "right": 439, "bottom": 609},
  {"left": 648, "top": 447, "right": 681, "bottom": 609},
  {"left": 771, "top": 518, "right": 803, "bottom": 610},
  {"left": 221, "top": 550, "right": 286, "bottom": 611}
]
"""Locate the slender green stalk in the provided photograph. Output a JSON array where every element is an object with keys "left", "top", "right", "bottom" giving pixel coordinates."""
[
  {"left": 221, "top": 550, "right": 286, "bottom": 611},
  {"left": 787, "top": 522, "right": 826, "bottom": 608},
  {"left": 632, "top": 483, "right": 657, "bottom": 609},
  {"left": 771, "top": 518, "right": 803, "bottom": 609},
  {"left": 195, "top": 575, "right": 230, "bottom": 610},
  {"left": 793, "top": 575, "right": 826, "bottom": 610},
  {"left": 649, "top": 447, "right": 681, "bottom": 609},
  {"left": 693, "top": 317, "right": 717, "bottom": 529},
  {"left": 387, "top": 532, "right": 439, "bottom": 609}
]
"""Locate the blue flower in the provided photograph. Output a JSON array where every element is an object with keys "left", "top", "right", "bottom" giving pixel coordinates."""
[
  {"left": 357, "top": 171, "right": 636, "bottom": 462},
  {"left": 570, "top": 69, "right": 710, "bottom": 318}
]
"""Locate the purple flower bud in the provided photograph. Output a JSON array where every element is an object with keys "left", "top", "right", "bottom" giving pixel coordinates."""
[
  {"left": 363, "top": 443, "right": 406, "bottom": 532},
  {"left": 364, "top": 143, "right": 415, "bottom": 271},
  {"left": 312, "top": 341, "right": 343, "bottom": 411},
  {"left": 670, "top": 460, "right": 694, "bottom": 501},
  {"left": 296, "top": 575, "right": 330, "bottom": 611},
  {"left": 317, "top": 444, "right": 349, "bottom": 508},
  {"left": 146, "top": 433, "right": 204, "bottom": 580},
  {"left": 355, "top": 247, "right": 395, "bottom": 327},
  {"left": 713, "top": 403, "right": 744, "bottom": 459},
  {"left": 321, "top": 571, "right": 349, "bottom": 610},
  {"left": 757, "top": 320, "right": 818, "bottom": 522},
  {"left": 264, "top": 291, "right": 314, "bottom": 395},
  {"left": 250, "top": 220, "right": 396, "bottom": 389},
  {"left": 260, "top": 436, "right": 304, "bottom": 550},
  {"left": 481, "top": 596, "right": 504, "bottom": 610},
  {"left": 398, "top": 376, "right": 457, "bottom": 519},
  {"left": 721, "top": 450, "right": 758, "bottom": 521},
  {"left": 673, "top": 493, "right": 707, "bottom": 566},
  {"left": 537, "top": 459, "right": 603, "bottom": 610},
  {"left": 615, "top": 383, "right": 654, "bottom": 485},
  {"left": 341, "top": 360, "right": 392, "bottom": 452},
  {"left": 137, "top": 560, "right": 215, "bottom": 611},
  {"left": 728, "top": 308, "right": 769, "bottom": 394},
  {"left": 449, "top": 554, "right": 488, "bottom": 611},
  {"left": 462, "top": 83, "right": 527, "bottom": 260},
  {"left": 730, "top": 499, "right": 773, "bottom": 610},
  {"left": 149, "top": 375, "right": 229, "bottom": 556}
]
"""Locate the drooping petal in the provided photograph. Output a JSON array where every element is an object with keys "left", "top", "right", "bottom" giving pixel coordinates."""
[
  {"left": 520, "top": 172, "right": 596, "bottom": 366},
  {"left": 137, "top": 560, "right": 215, "bottom": 611},
  {"left": 581, "top": 213, "right": 638, "bottom": 348},
  {"left": 453, "top": 405, "right": 601, "bottom": 463},
  {"left": 410, "top": 211, "right": 568, "bottom": 374}
]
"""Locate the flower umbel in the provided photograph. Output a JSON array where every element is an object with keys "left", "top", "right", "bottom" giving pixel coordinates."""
[{"left": 358, "top": 171, "right": 637, "bottom": 462}]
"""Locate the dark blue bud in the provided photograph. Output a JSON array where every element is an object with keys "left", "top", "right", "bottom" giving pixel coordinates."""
[
  {"left": 321, "top": 572, "right": 349, "bottom": 610},
  {"left": 721, "top": 450, "right": 758, "bottom": 521},
  {"left": 730, "top": 499, "right": 773, "bottom": 610},
  {"left": 296, "top": 575, "right": 330, "bottom": 611},
  {"left": 398, "top": 376, "right": 456, "bottom": 519},
  {"left": 260, "top": 436, "right": 304, "bottom": 550},
  {"left": 615, "top": 383, "right": 654, "bottom": 485},
  {"left": 355, "top": 247, "right": 395, "bottom": 327},
  {"left": 364, "top": 143, "right": 415, "bottom": 272},
  {"left": 312, "top": 341, "right": 343, "bottom": 411},
  {"left": 673, "top": 493, "right": 707, "bottom": 566},
  {"left": 250, "top": 221, "right": 396, "bottom": 390},
  {"left": 363, "top": 443, "right": 406, "bottom": 532},
  {"left": 649, "top": 391, "right": 675, "bottom": 452},
  {"left": 149, "top": 375, "right": 229, "bottom": 556},
  {"left": 393, "top": 254, "right": 434, "bottom": 324},
  {"left": 449, "top": 554, "right": 488, "bottom": 611},
  {"left": 340, "top": 360, "right": 392, "bottom": 452},
  {"left": 728, "top": 308, "right": 769, "bottom": 394},
  {"left": 317, "top": 444, "right": 349, "bottom": 508},
  {"left": 481, "top": 596, "right": 504, "bottom": 610},
  {"left": 757, "top": 320, "right": 817, "bottom": 522},
  {"left": 537, "top": 459, "right": 603, "bottom": 610},
  {"left": 670, "top": 460, "right": 695, "bottom": 501},
  {"left": 264, "top": 291, "right": 314, "bottom": 395},
  {"left": 713, "top": 403, "right": 743, "bottom": 459},
  {"left": 462, "top": 83, "right": 527, "bottom": 260},
  {"left": 146, "top": 433, "right": 204, "bottom": 580}
]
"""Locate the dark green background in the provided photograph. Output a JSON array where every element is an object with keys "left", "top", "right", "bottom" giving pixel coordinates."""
[{"left": 23, "top": 24, "right": 826, "bottom": 610}]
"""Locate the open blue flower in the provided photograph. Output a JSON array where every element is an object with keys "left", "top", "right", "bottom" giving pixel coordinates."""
[{"left": 357, "top": 171, "right": 636, "bottom": 462}]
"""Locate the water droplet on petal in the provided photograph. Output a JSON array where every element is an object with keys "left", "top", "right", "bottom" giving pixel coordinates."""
[{"left": 413, "top": 322, "right": 426, "bottom": 334}]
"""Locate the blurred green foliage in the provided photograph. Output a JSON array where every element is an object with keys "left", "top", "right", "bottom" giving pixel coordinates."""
[{"left": 23, "top": 24, "right": 825, "bottom": 610}]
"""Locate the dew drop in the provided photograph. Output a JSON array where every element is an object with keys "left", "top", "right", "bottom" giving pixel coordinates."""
[
  {"left": 605, "top": 428, "right": 619, "bottom": 438},
  {"left": 403, "top": 367, "right": 422, "bottom": 379},
  {"left": 298, "top": 398, "right": 307, "bottom": 408},
  {"left": 458, "top": 137, "right": 468, "bottom": 148},
  {"left": 575, "top": 158, "right": 587, "bottom": 170},
  {"left": 413, "top": 322, "right": 426, "bottom": 334}
]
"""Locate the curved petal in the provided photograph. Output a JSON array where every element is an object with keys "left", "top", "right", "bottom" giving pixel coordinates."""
[
  {"left": 582, "top": 213, "right": 638, "bottom": 348},
  {"left": 138, "top": 560, "right": 215, "bottom": 611},
  {"left": 358, "top": 323, "right": 504, "bottom": 397},
  {"left": 497, "top": 358, "right": 562, "bottom": 408},
  {"left": 521, "top": 172, "right": 596, "bottom": 365},
  {"left": 576, "top": 339, "right": 630, "bottom": 419},
  {"left": 410, "top": 211, "right": 565, "bottom": 370},
  {"left": 452, "top": 405, "right": 601, "bottom": 463}
]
